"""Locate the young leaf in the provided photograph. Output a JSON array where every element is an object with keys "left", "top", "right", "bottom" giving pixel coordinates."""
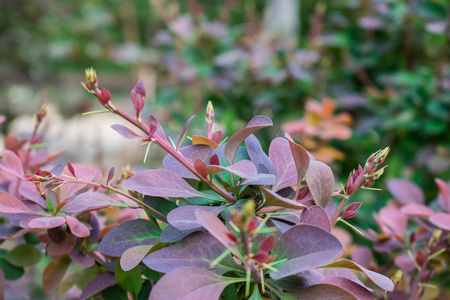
[
  {"left": 98, "top": 219, "right": 161, "bottom": 257},
  {"left": 143, "top": 232, "right": 236, "bottom": 274},
  {"left": 111, "top": 124, "right": 143, "bottom": 139},
  {"left": 131, "top": 80, "right": 145, "bottom": 118},
  {"left": 149, "top": 115, "right": 168, "bottom": 142},
  {"left": 68, "top": 192, "right": 127, "bottom": 212},
  {"left": 304, "top": 160, "right": 334, "bottom": 208},
  {"left": 0, "top": 191, "right": 37, "bottom": 214},
  {"left": 67, "top": 162, "right": 77, "bottom": 179},
  {"left": 320, "top": 259, "right": 394, "bottom": 291},
  {"left": 149, "top": 267, "right": 239, "bottom": 300},
  {"left": 115, "top": 263, "right": 142, "bottom": 298},
  {"left": 211, "top": 131, "right": 222, "bottom": 144},
  {"left": 245, "top": 134, "right": 276, "bottom": 175},
  {"left": 387, "top": 179, "right": 424, "bottom": 204},
  {"left": 106, "top": 167, "right": 115, "bottom": 185},
  {"left": 224, "top": 115, "right": 273, "bottom": 164},
  {"left": 435, "top": 178, "right": 450, "bottom": 211},
  {"left": 206, "top": 160, "right": 257, "bottom": 180},
  {"left": 163, "top": 145, "right": 213, "bottom": 179},
  {"left": 42, "top": 256, "right": 71, "bottom": 293},
  {"left": 177, "top": 115, "right": 196, "bottom": 150},
  {"left": 270, "top": 225, "right": 343, "bottom": 280},
  {"left": 125, "top": 169, "right": 207, "bottom": 198},
  {"left": 299, "top": 206, "right": 332, "bottom": 232},
  {"left": 167, "top": 205, "right": 226, "bottom": 231},
  {"left": 192, "top": 136, "right": 219, "bottom": 150},
  {"left": 0, "top": 149, "right": 24, "bottom": 178},
  {"left": 66, "top": 215, "right": 90, "bottom": 238},
  {"left": 286, "top": 134, "right": 310, "bottom": 186},
  {"left": 58, "top": 164, "right": 102, "bottom": 200},
  {"left": 120, "top": 245, "right": 152, "bottom": 271},
  {"left": 269, "top": 138, "right": 298, "bottom": 192},
  {"left": 80, "top": 273, "right": 117, "bottom": 300},
  {"left": 261, "top": 187, "right": 307, "bottom": 210},
  {"left": 194, "top": 158, "right": 208, "bottom": 178},
  {"left": 68, "top": 251, "right": 95, "bottom": 268}
]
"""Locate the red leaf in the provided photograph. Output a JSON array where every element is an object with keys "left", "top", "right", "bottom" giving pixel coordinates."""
[
  {"left": 210, "top": 154, "right": 220, "bottom": 166},
  {"left": 211, "top": 131, "right": 222, "bottom": 144},
  {"left": 67, "top": 162, "right": 77, "bottom": 179},
  {"left": 0, "top": 149, "right": 24, "bottom": 178},
  {"left": 194, "top": 158, "right": 208, "bottom": 178},
  {"left": 260, "top": 234, "right": 275, "bottom": 253},
  {"left": 0, "top": 191, "right": 36, "bottom": 214},
  {"left": 66, "top": 215, "right": 90, "bottom": 237}
]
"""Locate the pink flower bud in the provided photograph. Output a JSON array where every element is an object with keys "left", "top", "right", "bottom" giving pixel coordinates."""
[{"left": 101, "top": 88, "right": 111, "bottom": 103}]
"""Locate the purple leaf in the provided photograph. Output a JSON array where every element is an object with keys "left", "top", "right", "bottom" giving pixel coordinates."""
[
  {"left": 292, "top": 284, "right": 358, "bottom": 299},
  {"left": 125, "top": 169, "right": 206, "bottom": 198},
  {"left": 106, "top": 167, "right": 115, "bottom": 185},
  {"left": 322, "top": 267, "right": 372, "bottom": 291},
  {"left": 0, "top": 191, "right": 37, "bottom": 214},
  {"left": 194, "top": 159, "right": 208, "bottom": 178},
  {"left": 131, "top": 80, "right": 145, "bottom": 117},
  {"left": 286, "top": 134, "right": 310, "bottom": 184},
  {"left": 66, "top": 215, "right": 90, "bottom": 237},
  {"left": 111, "top": 124, "right": 143, "bottom": 139},
  {"left": 0, "top": 150, "right": 24, "bottom": 178},
  {"left": 98, "top": 219, "right": 161, "bottom": 257},
  {"left": 67, "top": 162, "right": 77, "bottom": 179},
  {"left": 304, "top": 160, "right": 334, "bottom": 208},
  {"left": 168, "top": 205, "right": 226, "bottom": 230},
  {"left": 144, "top": 232, "right": 236, "bottom": 274},
  {"left": 320, "top": 259, "right": 394, "bottom": 291},
  {"left": 18, "top": 181, "right": 46, "bottom": 207},
  {"left": 160, "top": 225, "right": 203, "bottom": 243},
  {"left": 429, "top": 213, "right": 450, "bottom": 231},
  {"left": 149, "top": 267, "right": 234, "bottom": 300},
  {"left": 299, "top": 205, "right": 332, "bottom": 232},
  {"left": 69, "top": 251, "right": 95, "bottom": 268},
  {"left": 224, "top": 115, "right": 273, "bottom": 164},
  {"left": 245, "top": 134, "right": 276, "bottom": 175},
  {"left": 47, "top": 234, "right": 77, "bottom": 256},
  {"left": 270, "top": 225, "right": 343, "bottom": 280},
  {"left": 196, "top": 210, "right": 236, "bottom": 249},
  {"left": 163, "top": 145, "right": 213, "bottom": 179},
  {"left": 206, "top": 160, "right": 257, "bottom": 179},
  {"left": 28, "top": 216, "right": 66, "bottom": 229},
  {"left": 120, "top": 245, "right": 152, "bottom": 271},
  {"left": 400, "top": 203, "right": 434, "bottom": 217},
  {"left": 269, "top": 138, "right": 298, "bottom": 191},
  {"left": 323, "top": 278, "right": 375, "bottom": 300},
  {"left": 394, "top": 252, "right": 416, "bottom": 273},
  {"left": 149, "top": 115, "right": 168, "bottom": 143},
  {"left": 378, "top": 202, "right": 407, "bottom": 236},
  {"left": 387, "top": 179, "right": 424, "bottom": 204},
  {"left": 65, "top": 192, "right": 125, "bottom": 213},
  {"left": 177, "top": 115, "right": 196, "bottom": 150},
  {"left": 261, "top": 187, "right": 307, "bottom": 210},
  {"left": 435, "top": 178, "right": 450, "bottom": 212},
  {"left": 351, "top": 246, "right": 373, "bottom": 269},
  {"left": 80, "top": 273, "right": 117, "bottom": 300},
  {"left": 58, "top": 164, "right": 102, "bottom": 200},
  {"left": 241, "top": 174, "right": 276, "bottom": 186}
]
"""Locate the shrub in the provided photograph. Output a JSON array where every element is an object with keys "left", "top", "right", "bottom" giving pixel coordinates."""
[{"left": 0, "top": 69, "right": 395, "bottom": 299}]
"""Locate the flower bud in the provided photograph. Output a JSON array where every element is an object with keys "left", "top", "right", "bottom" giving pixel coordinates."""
[
  {"left": 205, "top": 101, "right": 214, "bottom": 124},
  {"left": 85, "top": 68, "right": 98, "bottom": 86},
  {"left": 101, "top": 88, "right": 111, "bottom": 103}
]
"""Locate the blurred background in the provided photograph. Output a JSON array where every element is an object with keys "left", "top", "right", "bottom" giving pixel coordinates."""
[{"left": 0, "top": 0, "right": 449, "bottom": 244}]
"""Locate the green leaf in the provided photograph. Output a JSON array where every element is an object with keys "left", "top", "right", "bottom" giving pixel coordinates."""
[
  {"left": 4, "top": 244, "right": 41, "bottom": 267},
  {"left": 220, "top": 284, "right": 238, "bottom": 300},
  {"left": 0, "top": 258, "right": 24, "bottom": 280},
  {"left": 116, "top": 263, "right": 142, "bottom": 298},
  {"left": 46, "top": 194, "right": 56, "bottom": 214},
  {"left": 143, "top": 196, "right": 178, "bottom": 221},
  {"left": 137, "top": 281, "right": 152, "bottom": 300},
  {"left": 144, "top": 268, "right": 160, "bottom": 282},
  {"left": 249, "top": 285, "right": 263, "bottom": 300},
  {"left": 100, "top": 284, "right": 128, "bottom": 300}
]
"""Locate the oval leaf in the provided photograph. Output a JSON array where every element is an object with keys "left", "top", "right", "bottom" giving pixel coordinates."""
[
  {"left": 304, "top": 160, "right": 334, "bottom": 208},
  {"left": 245, "top": 134, "right": 277, "bottom": 175},
  {"left": 299, "top": 205, "right": 332, "bottom": 232},
  {"left": 206, "top": 160, "right": 257, "bottom": 180},
  {"left": 120, "top": 245, "right": 152, "bottom": 271},
  {"left": 387, "top": 179, "right": 424, "bottom": 204},
  {"left": 28, "top": 216, "right": 66, "bottom": 229},
  {"left": 0, "top": 191, "right": 36, "bottom": 214},
  {"left": 80, "top": 273, "right": 117, "bottom": 300},
  {"left": 0, "top": 150, "right": 24, "bottom": 178},
  {"left": 66, "top": 215, "right": 90, "bottom": 237},
  {"left": 3, "top": 245, "right": 41, "bottom": 267},
  {"left": 293, "top": 283, "right": 358, "bottom": 299},
  {"left": 261, "top": 187, "right": 307, "bottom": 210},
  {"left": 42, "top": 256, "right": 71, "bottom": 293},
  {"left": 168, "top": 205, "right": 226, "bottom": 230},
  {"left": 111, "top": 124, "right": 143, "bottom": 139},
  {"left": 269, "top": 138, "right": 298, "bottom": 191},
  {"left": 125, "top": 169, "right": 205, "bottom": 198},
  {"left": 192, "top": 135, "right": 219, "bottom": 150},
  {"left": 429, "top": 213, "right": 450, "bottom": 231}
]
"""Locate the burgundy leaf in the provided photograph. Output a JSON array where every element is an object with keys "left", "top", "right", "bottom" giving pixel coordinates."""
[
  {"left": 0, "top": 149, "right": 24, "bottom": 178},
  {"left": 160, "top": 225, "right": 203, "bottom": 243},
  {"left": 194, "top": 159, "right": 208, "bottom": 178},
  {"left": 66, "top": 215, "right": 90, "bottom": 237},
  {"left": 206, "top": 159, "right": 257, "bottom": 179},
  {"left": 0, "top": 268, "right": 4, "bottom": 300},
  {"left": 394, "top": 252, "right": 416, "bottom": 273},
  {"left": 149, "top": 267, "right": 233, "bottom": 300},
  {"left": 168, "top": 205, "right": 225, "bottom": 230},
  {"left": 224, "top": 115, "right": 273, "bottom": 164},
  {"left": 299, "top": 205, "right": 332, "bottom": 232},
  {"left": 177, "top": 115, "right": 196, "bottom": 150},
  {"left": 400, "top": 203, "right": 434, "bottom": 217},
  {"left": 111, "top": 124, "right": 143, "bottom": 139},
  {"left": 270, "top": 225, "right": 343, "bottom": 280},
  {"left": 80, "top": 273, "right": 117, "bottom": 300},
  {"left": 304, "top": 160, "right": 334, "bottom": 208},
  {"left": 245, "top": 134, "right": 276, "bottom": 175},
  {"left": 125, "top": 169, "right": 206, "bottom": 198},
  {"left": 67, "top": 162, "right": 77, "bottom": 179},
  {"left": 0, "top": 191, "right": 37, "bottom": 214},
  {"left": 42, "top": 256, "right": 71, "bottom": 293},
  {"left": 387, "top": 179, "right": 424, "bottom": 204},
  {"left": 323, "top": 278, "right": 375, "bottom": 300},
  {"left": 149, "top": 115, "right": 168, "bottom": 142},
  {"left": 163, "top": 145, "right": 213, "bottom": 179},
  {"left": 341, "top": 210, "right": 358, "bottom": 219},
  {"left": 269, "top": 137, "right": 297, "bottom": 191},
  {"left": 196, "top": 210, "right": 236, "bottom": 249},
  {"left": 286, "top": 134, "right": 310, "bottom": 184},
  {"left": 260, "top": 234, "right": 275, "bottom": 253},
  {"left": 69, "top": 250, "right": 95, "bottom": 268},
  {"left": 211, "top": 131, "right": 222, "bottom": 144},
  {"left": 321, "top": 259, "right": 394, "bottom": 291},
  {"left": 106, "top": 167, "right": 115, "bottom": 185},
  {"left": 347, "top": 202, "right": 362, "bottom": 211},
  {"left": 378, "top": 202, "right": 408, "bottom": 236},
  {"left": 143, "top": 232, "right": 236, "bottom": 274},
  {"left": 429, "top": 213, "right": 450, "bottom": 231},
  {"left": 210, "top": 154, "right": 220, "bottom": 166},
  {"left": 66, "top": 192, "right": 125, "bottom": 213},
  {"left": 28, "top": 216, "right": 66, "bottom": 229},
  {"left": 261, "top": 186, "right": 307, "bottom": 210}
]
